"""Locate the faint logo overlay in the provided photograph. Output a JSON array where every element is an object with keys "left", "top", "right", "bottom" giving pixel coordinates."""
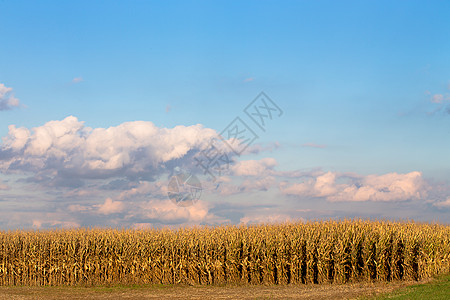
[
  {"left": 168, "top": 92, "right": 283, "bottom": 203},
  {"left": 194, "top": 92, "right": 283, "bottom": 182},
  {"left": 167, "top": 169, "right": 202, "bottom": 207}
]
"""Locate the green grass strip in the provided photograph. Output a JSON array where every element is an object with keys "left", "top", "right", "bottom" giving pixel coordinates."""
[{"left": 372, "top": 275, "right": 450, "bottom": 300}]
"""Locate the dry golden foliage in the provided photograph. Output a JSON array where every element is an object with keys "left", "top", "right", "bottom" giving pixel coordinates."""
[{"left": 0, "top": 220, "right": 449, "bottom": 286}]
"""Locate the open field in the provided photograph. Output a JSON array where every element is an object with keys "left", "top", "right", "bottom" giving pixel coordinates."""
[{"left": 1, "top": 220, "right": 449, "bottom": 287}]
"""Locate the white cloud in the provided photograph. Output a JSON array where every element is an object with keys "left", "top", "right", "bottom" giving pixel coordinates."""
[
  {"left": 97, "top": 198, "right": 125, "bottom": 214},
  {"left": 32, "top": 219, "right": 80, "bottom": 229},
  {"left": 72, "top": 77, "right": 83, "bottom": 83},
  {"left": 280, "top": 171, "right": 425, "bottom": 202},
  {"left": 0, "top": 116, "right": 220, "bottom": 183},
  {"left": 231, "top": 157, "right": 277, "bottom": 176},
  {"left": 2, "top": 114, "right": 443, "bottom": 227},
  {"left": 207, "top": 158, "right": 280, "bottom": 196},
  {"left": 62, "top": 178, "right": 222, "bottom": 225},
  {"left": 240, "top": 209, "right": 304, "bottom": 224},
  {"left": 433, "top": 197, "right": 450, "bottom": 208},
  {"left": 0, "top": 83, "right": 20, "bottom": 111},
  {"left": 138, "top": 199, "right": 209, "bottom": 223}
]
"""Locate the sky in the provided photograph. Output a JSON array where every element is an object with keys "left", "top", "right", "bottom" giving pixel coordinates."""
[{"left": 1, "top": 0, "right": 450, "bottom": 229}]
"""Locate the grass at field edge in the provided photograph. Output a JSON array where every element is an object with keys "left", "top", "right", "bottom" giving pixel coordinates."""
[{"left": 364, "top": 274, "right": 450, "bottom": 300}]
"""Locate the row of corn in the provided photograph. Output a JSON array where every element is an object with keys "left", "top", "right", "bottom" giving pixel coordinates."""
[{"left": 0, "top": 220, "right": 449, "bottom": 286}]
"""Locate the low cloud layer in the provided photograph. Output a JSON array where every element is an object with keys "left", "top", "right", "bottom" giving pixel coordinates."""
[
  {"left": 434, "top": 197, "right": 450, "bottom": 208},
  {"left": 1, "top": 116, "right": 448, "bottom": 228},
  {"left": 0, "top": 116, "right": 239, "bottom": 228},
  {"left": 280, "top": 171, "right": 426, "bottom": 202},
  {"left": 0, "top": 180, "right": 9, "bottom": 190},
  {"left": 0, "top": 83, "right": 20, "bottom": 111}
]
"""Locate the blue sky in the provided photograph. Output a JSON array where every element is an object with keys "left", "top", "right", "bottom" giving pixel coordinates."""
[{"left": 1, "top": 1, "right": 450, "bottom": 229}]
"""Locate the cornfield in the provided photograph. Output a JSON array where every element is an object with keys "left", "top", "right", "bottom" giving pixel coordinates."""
[{"left": 0, "top": 220, "right": 449, "bottom": 286}]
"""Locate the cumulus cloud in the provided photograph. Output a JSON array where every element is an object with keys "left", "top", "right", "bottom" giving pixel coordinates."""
[
  {"left": 241, "top": 214, "right": 292, "bottom": 224},
  {"left": 209, "top": 158, "right": 280, "bottom": 196},
  {"left": 231, "top": 157, "right": 277, "bottom": 176},
  {"left": 0, "top": 116, "right": 220, "bottom": 185},
  {"left": 240, "top": 176, "right": 277, "bottom": 191},
  {"left": 0, "top": 83, "right": 20, "bottom": 111},
  {"left": 94, "top": 196, "right": 220, "bottom": 226},
  {"left": 240, "top": 207, "right": 304, "bottom": 224},
  {"left": 32, "top": 219, "right": 80, "bottom": 229},
  {"left": 280, "top": 171, "right": 425, "bottom": 202},
  {"left": 137, "top": 199, "right": 210, "bottom": 223},
  {"left": 62, "top": 173, "right": 222, "bottom": 226},
  {"left": 433, "top": 197, "right": 450, "bottom": 208},
  {"left": 2, "top": 114, "right": 440, "bottom": 227},
  {"left": 213, "top": 158, "right": 330, "bottom": 196},
  {"left": 97, "top": 198, "right": 125, "bottom": 214}
]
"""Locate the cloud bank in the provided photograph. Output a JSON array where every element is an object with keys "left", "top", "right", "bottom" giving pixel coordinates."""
[
  {"left": 280, "top": 171, "right": 426, "bottom": 202},
  {"left": 0, "top": 116, "right": 219, "bottom": 185},
  {"left": 0, "top": 116, "right": 444, "bottom": 229}
]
